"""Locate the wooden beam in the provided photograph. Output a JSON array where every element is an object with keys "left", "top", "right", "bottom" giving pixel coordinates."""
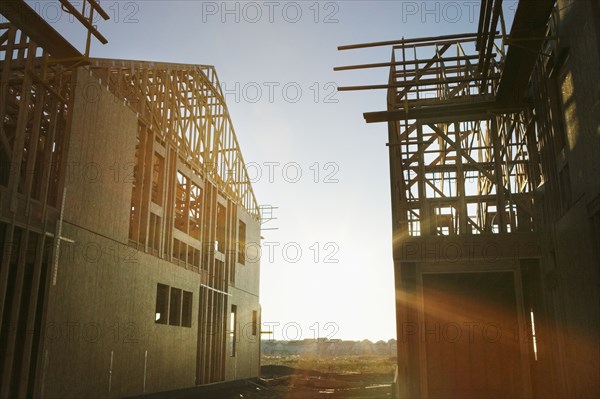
[
  {"left": 339, "top": 75, "right": 500, "bottom": 92},
  {"left": 0, "top": 0, "right": 81, "bottom": 60},
  {"left": 87, "top": 0, "right": 110, "bottom": 20},
  {"left": 364, "top": 100, "right": 525, "bottom": 123},
  {"left": 334, "top": 54, "right": 487, "bottom": 71},
  {"left": 393, "top": 232, "right": 542, "bottom": 263},
  {"left": 338, "top": 32, "right": 488, "bottom": 50},
  {"left": 58, "top": 0, "right": 108, "bottom": 44}
]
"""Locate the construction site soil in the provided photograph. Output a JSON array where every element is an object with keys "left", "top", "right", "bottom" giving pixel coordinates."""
[{"left": 151, "top": 365, "right": 394, "bottom": 399}]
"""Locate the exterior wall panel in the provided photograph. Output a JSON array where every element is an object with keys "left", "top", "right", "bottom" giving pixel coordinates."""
[{"left": 36, "top": 67, "right": 262, "bottom": 397}]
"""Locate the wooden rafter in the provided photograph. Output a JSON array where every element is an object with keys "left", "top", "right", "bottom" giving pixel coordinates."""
[{"left": 89, "top": 58, "right": 259, "bottom": 217}]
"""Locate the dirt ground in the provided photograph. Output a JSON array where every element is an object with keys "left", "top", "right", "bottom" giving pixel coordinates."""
[
  {"left": 257, "top": 365, "right": 393, "bottom": 398},
  {"left": 197, "top": 365, "right": 394, "bottom": 399},
  {"left": 143, "top": 356, "right": 397, "bottom": 399}
]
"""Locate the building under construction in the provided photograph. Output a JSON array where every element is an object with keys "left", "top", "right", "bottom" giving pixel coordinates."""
[
  {"left": 337, "top": 0, "right": 599, "bottom": 398},
  {"left": 0, "top": 1, "right": 262, "bottom": 398}
]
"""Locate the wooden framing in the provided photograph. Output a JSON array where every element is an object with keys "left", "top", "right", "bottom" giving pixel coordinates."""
[
  {"left": 0, "top": 2, "right": 110, "bottom": 398},
  {"left": 2, "top": 1, "right": 262, "bottom": 395},
  {"left": 88, "top": 58, "right": 259, "bottom": 219},
  {"left": 335, "top": 1, "right": 562, "bottom": 398},
  {"left": 84, "top": 59, "right": 259, "bottom": 385}
]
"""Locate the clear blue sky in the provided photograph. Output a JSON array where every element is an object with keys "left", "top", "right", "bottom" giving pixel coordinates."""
[{"left": 23, "top": 0, "right": 518, "bottom": 341}]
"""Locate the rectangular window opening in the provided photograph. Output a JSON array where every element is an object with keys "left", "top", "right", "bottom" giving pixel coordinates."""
[
  {"left": 216, "top": 203, "right": 227, "bottom": 253},
  {"left": 252, "top": 310, "right": 258, "bottom": 336},
  {"left": 172, "top": 239, "right": 187, "bottom": 265},
  {"left": 238, "top": 220, "right": 246, "bottom": 265},
  {"left": 151, "top": 153, "right": 164, "bottom": 205},
  {"left": 230, "top": 305, "right": 237, "bottom": 356},
  {"left": 175, "top": 171, "right": 189, "bottom": 232},
  {"left": 182, "top": 291, "right": 193, "bottom": 328},
  {"left": 169, "top": 288, "right": 182, "bottom": 326},
  {"left": 149, "top": 213, "right": 161, "bottom": 253},
  {"left": 189, "top": 183, "right": 202, "bottom": 239},
  {"left": 155, "top": 283, "right": 169, "bottom": 324}
]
